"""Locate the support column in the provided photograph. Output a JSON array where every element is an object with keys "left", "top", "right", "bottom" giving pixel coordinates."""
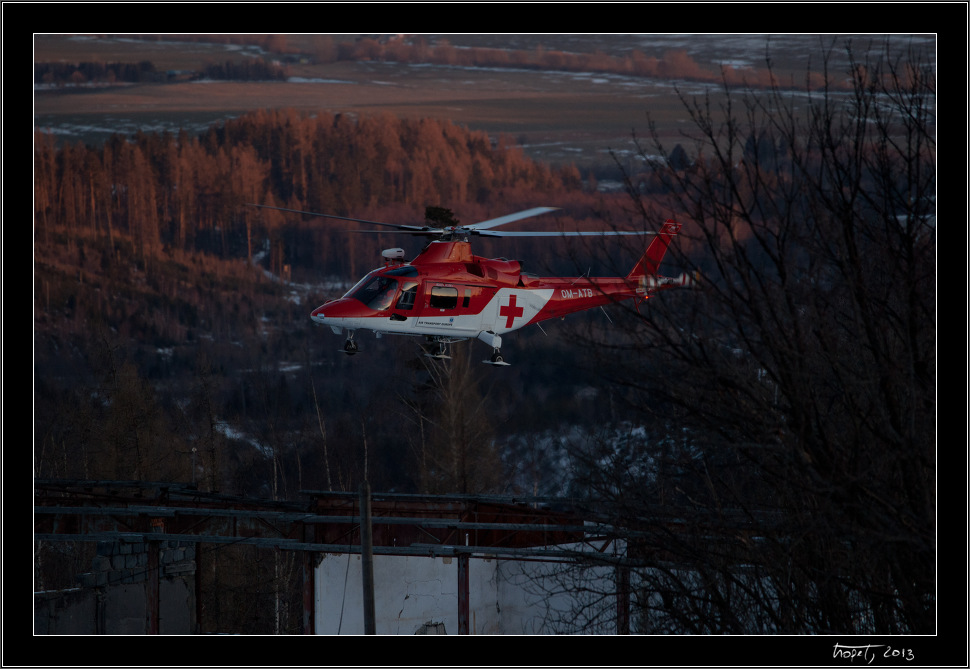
[
  {"left": 458, "top": 553, "right": 469, "bottom": 635},
  {"left": 195, "top": 543, "right": 204, "bottom": 634},
  {"left": 302, "top": 550, "right": 315, "bottom": 634},
  {"left": 147, "top": 541, "right": 160, "bottom": 634},
  {"left": 616, "top": 564, "right": 630, "bottom": 635},
  {"left": 360, "top": 483, "right": 375, "bottom": 635}
]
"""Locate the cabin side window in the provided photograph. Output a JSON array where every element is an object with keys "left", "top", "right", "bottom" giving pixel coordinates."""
[{"left": 429, "top": 286, "right": 458, "bottom": 309}]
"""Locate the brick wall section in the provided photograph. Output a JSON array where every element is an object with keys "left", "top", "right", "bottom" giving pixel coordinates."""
[{"left": 35, "top": 539, "right": 196, "bottom": 634}]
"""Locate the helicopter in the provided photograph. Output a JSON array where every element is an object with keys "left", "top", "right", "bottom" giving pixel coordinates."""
[{"left": 251, "top": 204, "right": 696, "bottom": 365}]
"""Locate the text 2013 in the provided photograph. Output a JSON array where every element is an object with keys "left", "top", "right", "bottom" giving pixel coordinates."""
[{"left": 833, "top": 644, "right": 915, "bottom": 663}]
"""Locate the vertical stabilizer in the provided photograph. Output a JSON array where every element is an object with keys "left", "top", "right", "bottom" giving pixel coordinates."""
[{"left": 627, "top": 220, "right": 682, "bottom": 279}]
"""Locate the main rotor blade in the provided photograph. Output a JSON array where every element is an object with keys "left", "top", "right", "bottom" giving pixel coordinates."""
[
  {"left": 349, "top": 229, "right": 441, "bottom": 236},
  {"left": 247, "top": 203, "right": 428, "bottom": 232},
  {"left": 474, "top": 229, "right": 658, "bottom": 237},
  {"left": 467, "top": 207, "right": 560, "bottom": 230}
]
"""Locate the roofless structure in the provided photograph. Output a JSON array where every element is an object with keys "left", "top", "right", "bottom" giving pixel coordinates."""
[{"left": 35, "top": 479, "right": 639, "bottom": 634}]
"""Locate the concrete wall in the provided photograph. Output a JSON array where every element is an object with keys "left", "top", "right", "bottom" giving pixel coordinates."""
[
  {"left": 315, "top": 551, "right": 619, "bottom": 635},
  {"left": 495, "top": 558, "right": 618, "bottom": 634},
  {"left": 315, "top": 553, "right": 500, "bottom": 634},
  {"left": 37, "top": 543, "right": 619, "bottom": 634},
  {"left": 34, "top": 588, "right": 97, "bottom": 635},
  {"left": 34, "top": 539, "right": 196, "bottom": 635}
]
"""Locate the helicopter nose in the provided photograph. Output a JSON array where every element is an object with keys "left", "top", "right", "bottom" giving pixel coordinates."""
[
  {"left": 311, "top": 298, "right": 370, "bottom": 324},
  {"left": 310, "top": 301, "right": 331, "bottom": 322}
]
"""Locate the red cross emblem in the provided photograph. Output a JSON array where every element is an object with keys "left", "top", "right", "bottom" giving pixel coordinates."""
[{"left": 500, "top": 294, "right": 524, "bottom": 328}]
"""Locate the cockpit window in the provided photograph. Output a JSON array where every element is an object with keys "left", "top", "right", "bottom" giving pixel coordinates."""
[
  {"left": 396, "top": 281, "right": 419, "bottom": 310},
  {"left": 349, "top": 275, "right": 399, "bottom": 311},
  {"left": 342, "top": 272, "right": 378, "bottom": 299}
]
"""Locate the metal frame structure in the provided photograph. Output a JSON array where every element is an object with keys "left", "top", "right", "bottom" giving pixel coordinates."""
[{"left": 34, "top": 479, "right": 633, "bottom": 634}]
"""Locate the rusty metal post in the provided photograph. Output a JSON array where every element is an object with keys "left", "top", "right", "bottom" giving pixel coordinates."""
[
  {"left": 360, "top": 482, "right": 375, "bottom": 635},
  {"left": 616, "top": 564, "right": 630, "bottom": 634},
  {"left": 302, "top": 550, "right": 314, "bottom": 634},
  {"left": 458, "top": 552, "right": 469, "bottom": 634},
  {"left": 195, "top": 543, "right": 204, "bottom": 633},
  {"left": 147, "top": 540, "right": 160, "bottom": 634},
  {"left": 302, "top": 512, "right": 316, "bottom": 634}
]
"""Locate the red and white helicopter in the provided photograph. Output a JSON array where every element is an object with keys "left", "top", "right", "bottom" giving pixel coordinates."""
[{"left": 254, "top": 205, "right": 696, "bottom": 365}]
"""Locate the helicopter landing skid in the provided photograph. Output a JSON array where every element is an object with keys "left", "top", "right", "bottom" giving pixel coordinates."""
[
  {"left": 342, "top": 335, "right": 359, "bottom": 355},
  {"left": 422, "top": 337, "right": 454, "bottom": 360},
  {"left": 482, "top": 350, "right": 510, "bottom": 366}
]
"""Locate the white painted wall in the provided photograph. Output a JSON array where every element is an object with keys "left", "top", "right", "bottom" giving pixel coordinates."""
[
  {"left": 496, "top": 558, "right": 619, "bottom": 634},
  {"left": 315, "top": 553, "right": 499, "bottom": 635},
  {"left": 314, "top": 549, "right": 619, "bottom": 635}
]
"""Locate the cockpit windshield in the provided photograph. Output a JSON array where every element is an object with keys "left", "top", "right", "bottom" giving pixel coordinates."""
[
  {"left": 342, "top": 272, "right": 377, "bottom": 299},
  {"left": 348, "top": 274, "right": 399, "bottom": 311},
  {"left": 344, "top": 266, "right": 420, "bottom": 311}
]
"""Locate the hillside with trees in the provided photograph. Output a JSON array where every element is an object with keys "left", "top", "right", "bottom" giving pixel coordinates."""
[
  {"left": 35, "top": 110, "right": 644, "bottom": 631},
  {"left": 33, "top": 37, "right": 939, "bottom": 636},
  {"left": 34, "top": 110, "right": 588, "bottom": 271},
  {"left": 34, "top": 109, "right": 662, "bottom": 500}
]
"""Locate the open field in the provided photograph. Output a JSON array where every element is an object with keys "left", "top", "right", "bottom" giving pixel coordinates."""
[
  {"left": 34, "top": 71, "right": 687, "bottom": 171},
  {"left": 34, "top": 34, "right": 935, "bottom": 173}
]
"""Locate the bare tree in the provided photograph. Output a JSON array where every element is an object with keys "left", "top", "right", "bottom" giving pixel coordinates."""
[
  {"left": 400, "top": 345, "right": 503, "bottom": 494},
  {"left": 560, "top": 38, "right": 935, "bottom": 634}
]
